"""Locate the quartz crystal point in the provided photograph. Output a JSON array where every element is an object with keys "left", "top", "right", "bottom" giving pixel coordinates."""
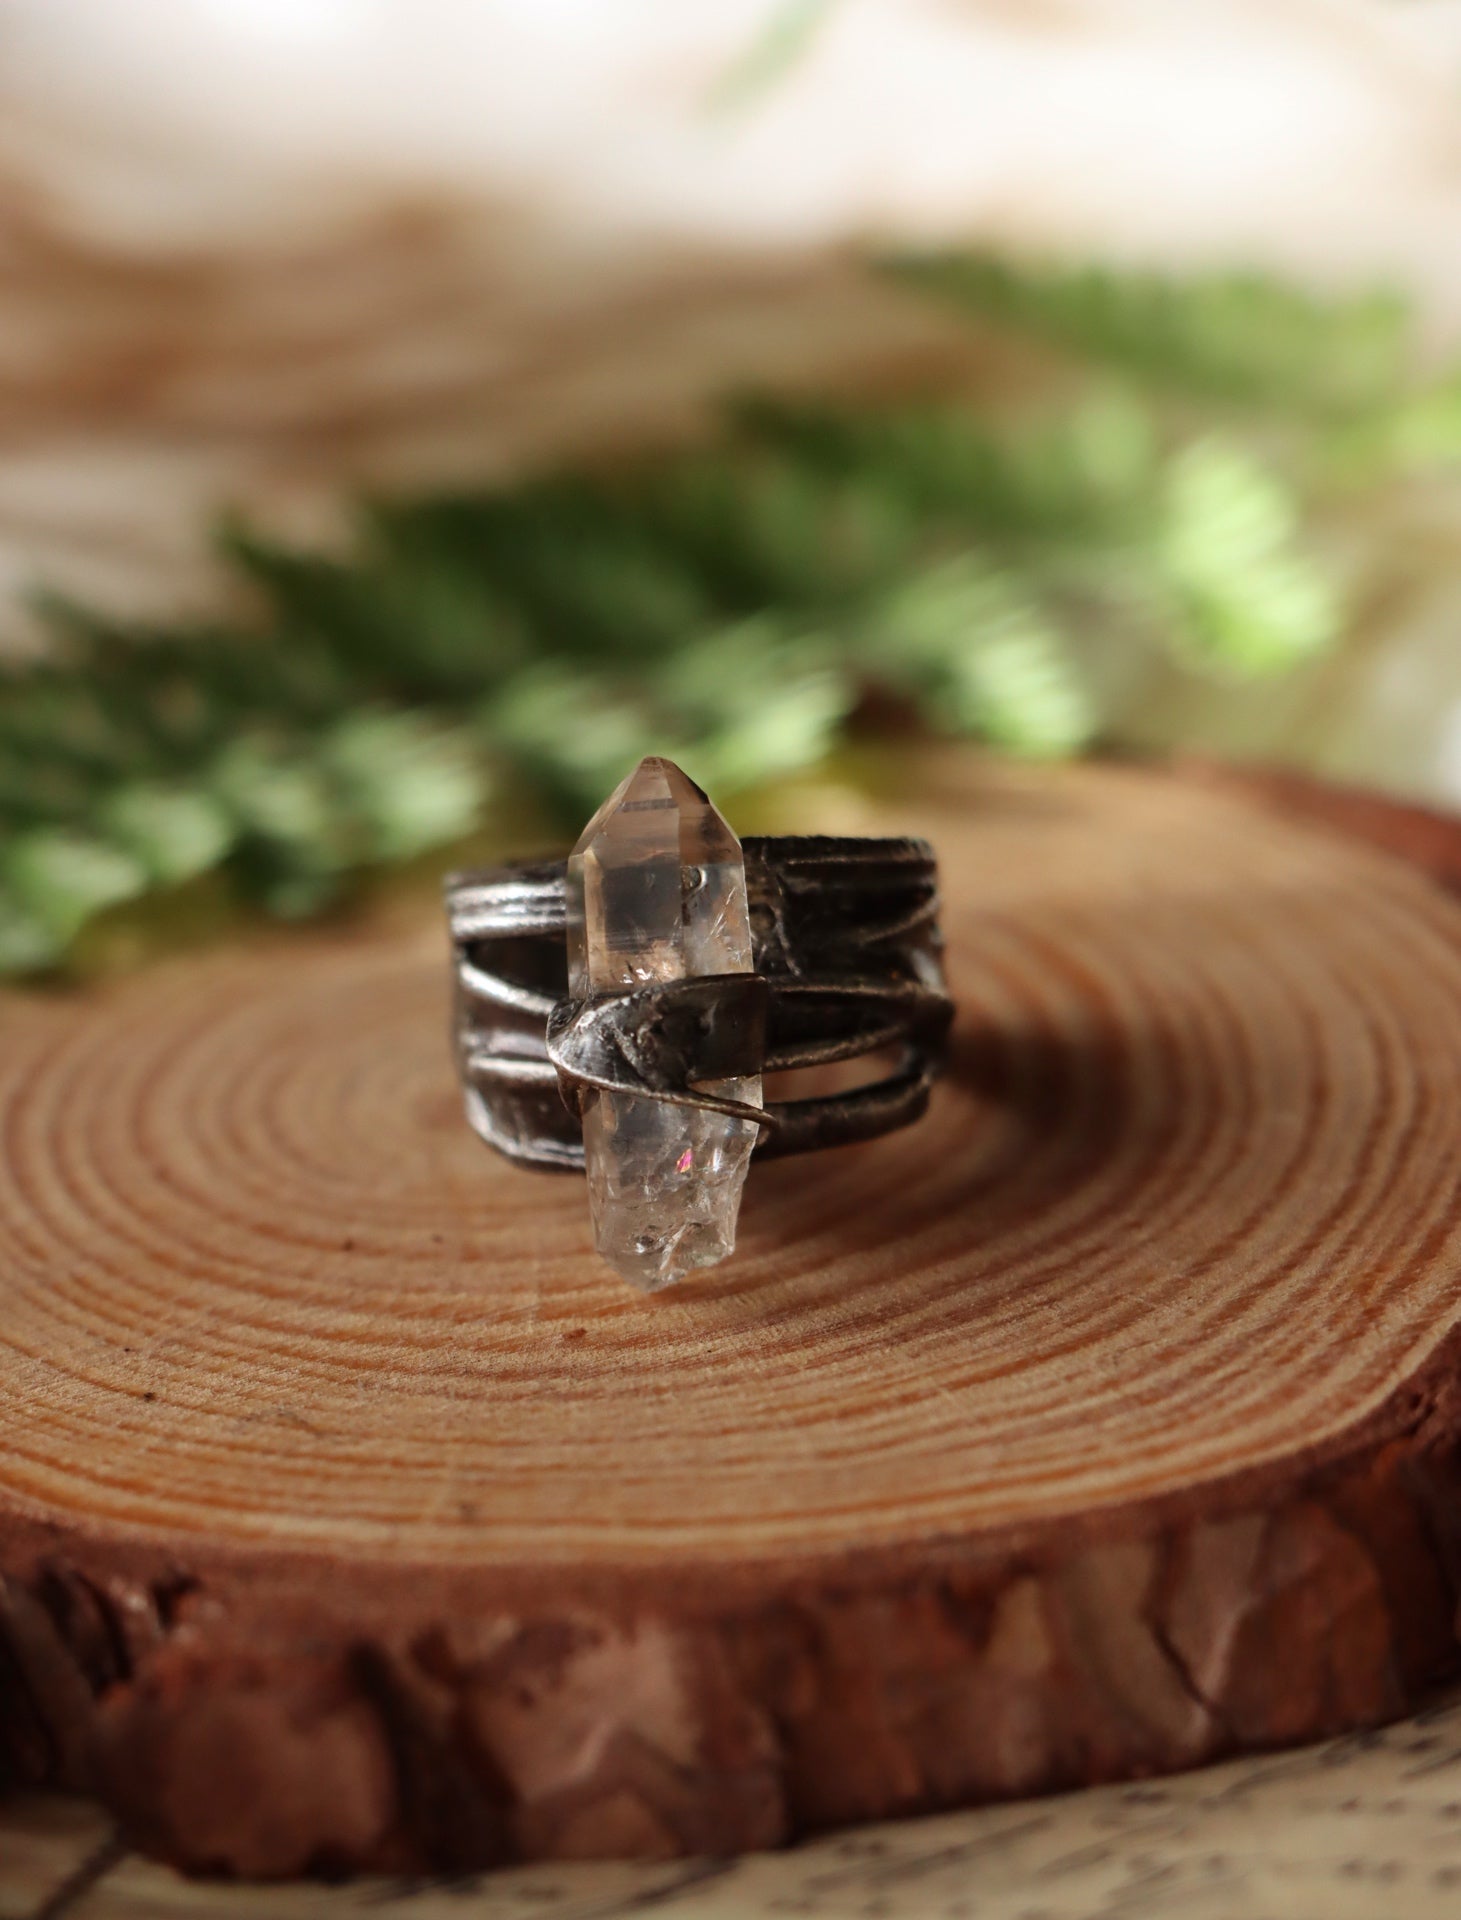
[{"left": 566, "top": 757, "right": 762, "bottom": 1290}]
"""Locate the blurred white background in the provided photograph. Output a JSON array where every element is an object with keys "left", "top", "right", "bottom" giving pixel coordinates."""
[{"left": 1, "top": 0, "right": 1460, "bottom": 798}]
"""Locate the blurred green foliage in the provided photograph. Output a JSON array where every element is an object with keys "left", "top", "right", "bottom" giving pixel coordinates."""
[
  {"left": 2, "top": 251, "right": 1458, "bottom": 975},
  {"left": 890, "top": 253, "right": 1414, "bottom": 414}
]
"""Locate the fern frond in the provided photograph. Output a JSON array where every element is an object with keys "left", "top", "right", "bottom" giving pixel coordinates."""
[
  {"left": 5, "top": 248, "right": 1443, "bottom": 976},
  {"left": 889, "top": 252, "right": 1412, "bottom": 416}
]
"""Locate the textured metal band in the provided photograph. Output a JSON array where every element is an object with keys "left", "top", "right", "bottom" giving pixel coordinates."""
[{"left": 445, "top": 836, "right": 953, "bottom": 1171}]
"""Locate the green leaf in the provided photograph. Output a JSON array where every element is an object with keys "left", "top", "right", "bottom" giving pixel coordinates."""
[
  {"left": 320, "top": 711, "right": 488, "bottom": 861},
  {"left": 97, "top": 782, "right": 237, "bottom": 883},
  {"left": 660, "top": 619, "right": 854, "bottom": 790},
  {"left": 1158, "top": 440, "right": 1337, "bottom": 672},
  {"left": 481, "top": 666, "right": 662, "bottom": 816},
  {"left": 207, "top": 735, "right": 354, "bottom": 914},
  {"left": 871, "top": 559, "right": 1095, "bottom": 754},
  {"left": 0, "top": 887, "right": 62, "bottom": 972},
  {"left": 2, "top": 829, "right": 149, "bottom": 942},
  {"left": 888, "top": 252, "right": 1412, "bottom": 415}
]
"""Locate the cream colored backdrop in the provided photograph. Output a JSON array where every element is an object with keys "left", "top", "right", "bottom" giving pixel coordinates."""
[{"left": 1, "top": 0, "right": 1459, "bottom": 795}]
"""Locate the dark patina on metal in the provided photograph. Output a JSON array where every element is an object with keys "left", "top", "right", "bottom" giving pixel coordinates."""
[{"left": 445, "top": 836, "right": 953, "bottom": 1171}]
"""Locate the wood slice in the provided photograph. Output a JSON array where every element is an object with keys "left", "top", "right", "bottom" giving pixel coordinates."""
[{"left": 3, "top": 755, "right": 1461, "bottom": 1879}]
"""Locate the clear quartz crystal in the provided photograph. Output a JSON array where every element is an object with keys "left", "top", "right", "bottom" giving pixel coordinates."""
[{"left": 566, "top": 756, "right": 761, "bottom": 1290}]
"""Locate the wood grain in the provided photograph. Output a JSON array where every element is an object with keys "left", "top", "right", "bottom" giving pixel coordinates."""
[{"left": 3, "top": 756, "right": 1461, "bottom": 1877}]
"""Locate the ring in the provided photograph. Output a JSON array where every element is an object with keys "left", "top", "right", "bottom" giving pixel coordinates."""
[{"left": 445, "top": 757, "right": 952, "bottom": 1290}]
